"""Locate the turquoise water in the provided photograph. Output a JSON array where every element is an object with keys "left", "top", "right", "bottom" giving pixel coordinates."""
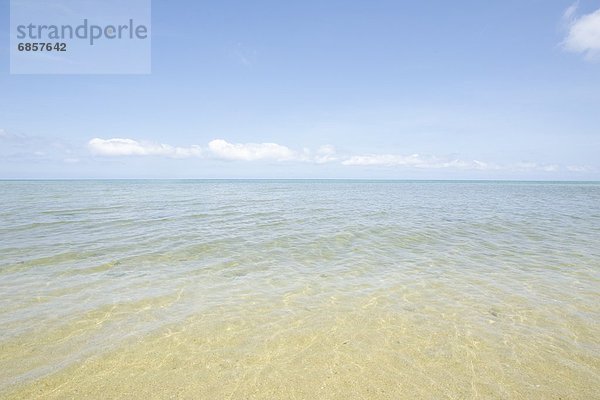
[{"left": 1, "top": 180, "right": 599, "bottom": 399}]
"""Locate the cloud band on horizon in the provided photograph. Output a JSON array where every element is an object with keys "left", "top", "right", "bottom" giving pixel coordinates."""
[{"left": 86, "top": 137, "right": 591, "bottom": 173}]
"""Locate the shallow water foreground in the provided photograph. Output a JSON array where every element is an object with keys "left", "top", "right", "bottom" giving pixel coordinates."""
[{"left": 1, "top": 181, "right": 599, "bottom": 399}]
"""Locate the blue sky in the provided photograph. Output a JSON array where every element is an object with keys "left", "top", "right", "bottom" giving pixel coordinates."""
[{"left": 1, "top": 0, "right": 599, "bottom": 179}]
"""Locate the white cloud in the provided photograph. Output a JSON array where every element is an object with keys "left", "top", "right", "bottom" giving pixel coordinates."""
[
  {"left": 542, "top": 165, "right": 559, "bottom": 172},
  {"left": 87, "top": 137, "right": 338, "bottom": 163},
  {"left": 84, "top": 137, "right": 593, "bottom": 175},
  {"left": 341, "top": 153, "right": 488, "bottom": 169},
  {"left": 208, "top": 139, "right": 297, "bottom": 161},
  {"left": 343, "top": 154, "right": 420, "bottom": 167},
  {"left": 341, "top": 153, "right": 566, "bottom": 172},
  {"left": 314, "top": 145, "right": 338, "bottom": 164},
  {"left": 207, "top": 139, "right": 341, "bottom": 163},
  {"left": 511, "top": 162, "right": 559, "bottom": 172},
  {"left": 566, "top": 165, "right": 592, "bottom": 172},
  {"left": 88, "top": 138, "right": 202, "bottom": 158},
  {"left": 562, "top": 4, "right": 600, "bottom": 60}
]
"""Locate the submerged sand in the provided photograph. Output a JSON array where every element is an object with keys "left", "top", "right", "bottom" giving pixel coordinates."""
[{"left": 4, "top": 289, "right": 599, "bottom": 399}]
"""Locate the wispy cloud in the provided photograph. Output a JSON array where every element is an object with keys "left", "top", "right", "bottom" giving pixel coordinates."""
[
  {"left": 0, "top": 129, "right": 27, "bottom": 142},
  {"left": 229, "top": 42, "right": 258, "bottom": 66},
  {"left": 0, "top": 129, "right": 75, "bottom": 162},
  {"left": 314, "top": 145, "right": 338, "bottom": 164},
  {"left": 208, "top": 139, "right": 298, "bottom": 161},
  {"left": 88, "top": 138, "right": 202, "bottom": 158},
  {"left": 562, "top": 3, "right": 600, "bottom": 60},
  {"left": 563, "top": 2, "right": 579, "bottom": 21},
  {"left": 342, "top": 153, "right": 565, "bottom": 173},
  {"left": 341, "top": 154, "right": 489, "bottom": 169},
  {"left": 566, "top": 165, "right": 594, "bottom": 172},
  {"left": 342, "top": 153, "right": 427, "bottom": 167},
  {"left": 511, "top": 162, "right": 559, "bottom": 172}
]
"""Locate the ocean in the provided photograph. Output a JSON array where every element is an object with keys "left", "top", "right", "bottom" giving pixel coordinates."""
[{"left": 1, "top": 180, "right": 599, "bottom": 399}]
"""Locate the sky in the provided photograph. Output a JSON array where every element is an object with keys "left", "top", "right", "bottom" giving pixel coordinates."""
[{"left": 0, "top": 0, "right": 599, "bottom": 179}]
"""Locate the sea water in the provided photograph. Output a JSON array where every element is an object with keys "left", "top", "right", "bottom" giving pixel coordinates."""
[{"left": 0, "top": 180, "right": 598, "bottom": 399}]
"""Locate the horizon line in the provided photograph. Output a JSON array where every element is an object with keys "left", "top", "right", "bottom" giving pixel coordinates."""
[{"left": 1, "top": 178, "right": 599, "bottom": 183}]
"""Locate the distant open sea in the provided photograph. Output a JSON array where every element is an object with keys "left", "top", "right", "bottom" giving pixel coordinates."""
[{"left": 1, "top": 180, "right": 599, "bottom": 399}]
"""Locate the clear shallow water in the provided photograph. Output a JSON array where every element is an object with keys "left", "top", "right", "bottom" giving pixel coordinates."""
[{"left": 0, "top": 180, "right": 599, "bottom": 399}]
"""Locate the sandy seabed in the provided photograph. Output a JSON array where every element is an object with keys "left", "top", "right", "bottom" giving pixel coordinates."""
[{"left": 5, "top": 292, "right": 598, "bottom": 400}]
